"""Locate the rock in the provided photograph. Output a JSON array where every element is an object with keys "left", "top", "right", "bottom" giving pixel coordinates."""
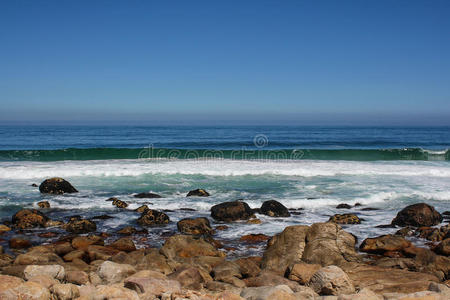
[
  {"left": 14, "top": 248, "right": 63, "bottom": 265},
  {"left": 160, "top": 234, "right": 224, "bottom": 259},
  {"left": 261, "top": 225, "right": 309, "bottom": 274},
  {"left": 63, "top": 250, "right": 88, "bottom": 262},
  {"left": 12, "top": 209, "right": 49, "bottom": 229},
  {"left": 24, "top": 264, "right": 65, "bottom": 280},
  {"left": 0, "top": 275, "right": 24, "bottom": 293},
  {"left": 216, "top": 225, "right": 229, "bottom": 231},
  {"left": 97, "top": 261, "right": 136, "bottom": 284},
  {"left": 64, "top": 218, "right": 96, "bottom": 233},
  {"left": 359, "top": 234, "right": 412, "bottom": 255},
  {"left": 9, "top": 237, "right": 32, "bottom": 249},
  {"left": 109, "top": 237, "right": 136, "bottom": 252},
  {"left": 65, "top": 270, "right": 89, "bottom": 285},
  {"left": 91, "top": 214, "right": 114, "bottom": 220},
  {"left": 54, "top": 242, "right": 73, "bottom": 256},
  {"left": 260, "top": 200, "right": 290, "bottom": 217},
  {"left": 240, "top": 285, "right": 296, "bottom": 300},
  {"left": 287, "top": 262, "right": 321, "bottom": 284},
  {"left": 308, "top": 265, "right": 355, "bottom": 296},
  {"left": 37, "top": 201, "right": 50, "bottom": 208},
  {"left": 124, "top": 271, "right": 181, "bottom": 295},
  {"left": 247, "top": 218, "right": 262, "bottom": 224},
  {"left": 329, "top": 213, "right": 361, "bottom": 224},
  {"left": 244, "top": 270, "right": 300, "bottom": 292},
  {"left": 234, "top": 257, "right": 261, "bottom": 278},
  {"left": 186, "top": 188, "right": 210, "bottom": 197},
  {"left": 213, "top": 261, "right": 242, "bottom": 281},
  {"left": 27, "top": 275, "right": 59, "bottom": 289},
  {"left": 337, "top": 288, "right": 382, "bottom": 300},
  {"left": 0, "top": 224, "right": 11, "bottom": 233},
  {"left": 44, "top": 220, "right": 64, "bottom": 228},
  {"left": 0, "top": 281, "right": 51, "bottom": 300},
  {"left": 72, "top": 235, "right": 103, "bottom": 250},
  {"left": 39, "top": 177, "right": 78, "bottom": 194},
  {"left": 215, "top": 291, "right": 245, "bottom": 300},
  {"left": 177, "top": 217, "right": 214, "bottom": 235},
  {"left": 211, "top": 200, "right": 254, "bottom": 222},
  {"left": 110, "top": 197, "right": 128, "bottom": 208},
  {"left": 240, "top": 234, "right": 270, "bottom": 243},
  {"left": 135, "top": 205, "right": 149, "bottom": 213},
  {"left": 392, "top": 203, "right": 443, "bottom": 227},
  {"left": 94, "top": 284, "right": 139, "bottom": 300},
  {"left": 336, "top": 203, "right": 352, "bottom": 209},
  {"left": 168, "top": 266, "right": 212, "bottom": 290},
  {"left": 435, "top": 238, "right": 450, "bottom": 256},
  {"left": 134, "top": 192, "right": 162, "bottom": 198},
  {"left": 87, "top": 245, "right": 120, "bottom": 261},
  {"left": 137, "top": 209, "right": 170, "bottom": 226},
  {"left": 135, "top": 248, "right": 173, "bottom": 274},
  {"left": 50, "top": 283, "right": 80, "bottom": 300}
]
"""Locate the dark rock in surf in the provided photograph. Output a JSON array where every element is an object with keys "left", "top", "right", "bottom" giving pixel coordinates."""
[
  {"left": 39, "top": 177, "right": 78, "bottom": 194},
  {"left": 31, "top": 183, "right": 38, "bottom": 187},
  {"left": 135, "top": 205, "right": 149, "bottom": 213},
  {"left": 12, "top": 209, "right": 49, "bottom": 229},
  {"left": 137, "top": 209, "right": 170, "bottom": 226},
  {"left": 177, "top": 217, "right": 213, "bottom": 235},
  {"left": 186, "top": 189, "right": 210, "bottom": 197},
  {"left": 211, "top": 201, "right": 253, "bottom": 222},
  {"left": 111, "top": 198, "right": 128, "bottom": 208},
  {"left": 391, "top": 203, "right": 442, "bottom": 227},
  {"left": 260, "top": 200, "right": 290, "bottom": 217},
  {"left": 336, "top": 203, "right": 352, "bottom": 209},
  {"left": 64, "top": 218, "right": 96, "bottom": 234},
  {"left": 37, "top": 201, "right": 50, "bottom": 208},
  {"left": 134, "top": 192, "right": 162, "bottom": 198},
  {"left": 329, "top": 213, "right": 361, "bottom": 225},
  {"left": 91, "top": 215, "right": 114, "bottom": 220}
]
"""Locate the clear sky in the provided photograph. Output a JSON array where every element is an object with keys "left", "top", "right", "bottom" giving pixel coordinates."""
[{"left": 0, "top": 0, "right": 449, "bottom": 125}]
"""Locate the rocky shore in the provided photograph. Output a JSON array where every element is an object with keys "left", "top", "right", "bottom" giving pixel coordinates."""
[{"left": 0, "top": 177, "right": 449, "bottom": 299}]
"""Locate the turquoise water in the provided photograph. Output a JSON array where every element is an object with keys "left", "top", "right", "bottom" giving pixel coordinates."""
[{"left": 0, "top": 126, "right": 449, "bottom": 255}]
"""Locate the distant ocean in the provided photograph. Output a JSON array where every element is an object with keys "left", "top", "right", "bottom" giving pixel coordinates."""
[{"left": 1, "top": 126, "right": 449, "bottom": 255}]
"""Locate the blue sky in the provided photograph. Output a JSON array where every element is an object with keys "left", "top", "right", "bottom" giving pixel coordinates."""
[{"left": 0, "top": 0, "right": 449, "bottom": 125}]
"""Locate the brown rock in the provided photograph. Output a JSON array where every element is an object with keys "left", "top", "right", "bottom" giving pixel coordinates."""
[
  {"left": 72, "top": 235, "right": 104, "bottom": 249},
  {"left": 244, "top": 270, "right": 300, "bottom": 292},
  {"left": 37, "top": 201, "right": 50, "bottom": 208},
  {"left": 50, "top": 283, "right": 80, "bottom": 300},
  {"left": 435, "top": 238, "right": 450, "bottom": 256},
  {"left": 135, "top": 248, "right": 173, "bottom": 274},
  {"left": 65, "top": 270, "right": 89, "bottom": 285},
  {"left": 135, "top": 205, "right": 149, "bottom": 213},
  {"left": 109, "top": 237, "right": 136, "bottom": 252},
  {"left": 0, "top": 281, "right": 51, "bottom": 299},
  {"left": 39, "top": 177, "right": 78, "bottom": 194},
  {"left": 216, "top": 225, "right": 229, "bottom": 231},
  {"left": 160, "top": 234, "right": 224, "bottom": 259},
  {"left": 186, "top": 188, "right": 210, "bottom": 197},
  {"left": 336, "top": 203, "right": 352, "bottom": 209},
  {"left": 168, "top": 266, "right": 212, "bottom": 289},
  {"left": 54, "top": 242, "right": 74, "bottom": 256},
  {"left": 109, "top": 197, "right": 128, "bottom": 208},
  {"left": 177, "top": 217, "right": 213, "bottom": 235},
  {"left": 87, "top": 245, "right": 120, "bottom": 261},
  {"left": 329, "top": 213, "right": 361, "bottom": 224},
  {"left": 27, "top": 275, "right": 58, "bottom": 289},
  {"left": 0, "top": 274, "right": 24, "bottom": 293},
  {"left": 240, "top": 234, "right": 270, "bottom": 243},
  {"left": 44, "top": 220, "right": 64, "bottom": 228},
  {"left": 134, "top": 192, "right": 162, "bottom": 198},
  {"left": 64, "top": 218, "right": 96, "bottom": 234},
  {"left": 12, "top": 209, "right": 49, "bottom": 229},
  {"left": 392, "top": 203, "right": 443, "bottom": 227},
  {"left": 246, "top": 218, "right": 262, "bottom": 224},
  {"left": 260, "top": 200, "right": 290, "bottom": 217},
  {"left": 0, "top": 224, "right": 11, "bottom": 233},
  {"left": 359, "top": 234, "right": 411, "bottom": 254},
  {"left": 211, "top": 200, "right": 254, "bottom": 222},
  {"left": 308, "top": 265, "right": 355, "bottom": 295},
  {"left": 287, "top": 262, "right": 321, "bottom": 284},
  {"left": 137, "top": 209, "right": 170, "bottom": 226},
  {"left": 234, "top": 257, "right": 261, "bottom": 278},
  {"left": 97, "top": 261, "right": 136, "bottom": 284},
  {"left": 63, "top": 250, "right": 88, "bottom": 262},
  {"left": 14, "top": 249, "right": 63, "bottom": 265},
  {"left": 9, "top": 237, "right": 32, "bottom": 249}
]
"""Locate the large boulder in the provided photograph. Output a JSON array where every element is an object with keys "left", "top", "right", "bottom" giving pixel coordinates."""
[
  {"left": 260, "top": 200, "right": 290, "bottom": 217},
  {"left": 261, "top": 225, "right": 309, "bottom": 275},
  {"left": 39, "top": 177, "right": 78, "bottom": 194},
  {"left": 391, "top": 203, "right": 442, "bottom": 227},
  {"left": 160, "top": 234, "right": 224, "bottom": 260},
  {"left": 49, "top": 284, "right": 80, "bottom": 300},
  {"left": 302, "top": 222, "right": 359, "bottom": 267},
  {"left": 177, "top": 217, "right": 214, "bottom": 235},
  {"left": 64, "top": 217, "right": 96, "bottom": 234},
  {"left": 137, "top": 209, "right": 169, "bottom": 226},
  {"left": 97, "top": 261, "right": 136, "bottom": 284},
  {"left": 359, "top": 234, "right": 411, "bottom": 254},
  {"left": 211, "top": 201, "right": 254, "bottom": 222},
  {"left": 0, "top": 275, "right": 24, "bottom": 293},
  {"left": 168, "top": 266, "right": 212, "bottom": 290},
  {"left": 244, "top": 270, "right": 300, "bottom": 292},
  {"left": 187, "top": 189, "right": 210, "bottom": 197},
  {"left": 0, "top": 281, "right": 51, "bottom": 300},
  {"left": 12, "top": 209, "right": 49, "bottom": 229},
  {"left": 109, "top": 237, "right": 136, "bottom": 252},
  {"left": 24, "top": 265, "right": 65, "bottom": 280},
  {"left": 287, "top": 262, "right": 321, "bottom": 285},
  {"left": 308, "top": 265, "right": 355, "bottom": 296},
  {"left": 435, "top": 238, "right": 450, "bottom": 256}
]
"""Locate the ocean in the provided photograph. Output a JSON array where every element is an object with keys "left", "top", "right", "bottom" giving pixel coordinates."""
[{"left": 1, "top": 126, "right": 449, "bottom": 256}]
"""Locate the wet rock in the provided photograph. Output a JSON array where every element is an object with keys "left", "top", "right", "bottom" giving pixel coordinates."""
[
  {"left": 435, "top": 238, "right": 450, "bottom": 256},
  {"left": 0, "top": 224, "right": 11, "bottom": 233},
  {"left": 24, "top": 264, "right": 65, "bottom": 280},
  {"left": 179, "top": 207, "right": 196, "bottom": 211},
  {"left": 134, "top": 192, "right": 162, "bottom": 198},
  {"left": 135, "top": 205, "right": 149, "bottom": 213},
  {"left": 9, "top": 237, "right": 32, "bottom": 249},
  {"left": 216, "top": 225, "right": 229, "bottom": 231},
  {"left": 37, "top": 201, "right": 50, "bottom": 208},
  {"left": 392, "top": 203, "right": 443, "bottom": 227},
  {"left": 110, "top": 197, "right": 128, "bottom": 208},
  {"left": 395, "top": 226, "right": 415, "bottom": 237},
  {"left": 65, "top": 270, "right": 89, "bottom": 285},
  {"left": 117, "top": 226, "right": 148, "bottom": 235},
  {"left": 361, "top": 207, "right": 380, "bottom": 211},
  {"left": 160, "top": 234, "right": 224, "bottom": 259},
  {"left": 87, "top": 245, "right": 120, "bottom": 261},
  {"left": 97, "top": 261, "right": 136, "bottom": 284},
  {"left": 211, "top": 200, "right": 254, "bottom": 222},
  {"left": 64, "top": 218, "right": 96, "bottom": 234},
  {"left": 91, "top": 214, "right": 113, "bottom": 220},
  {"left": 287, "top": 262, "right": 321, "bottom": 284},
  {"left": 137, "top": 209, "right": 170, "bottom": 226},
  {"left": 336, "top": 203, "right": 352, "bottom": 209},
  {"left": 38, "top": 232, "right": 58, "bottom": 238},
  {"left": 308, "top": 265, "right": 355, "bottom": 296},
  {"left": 14, "top": 248, "right": 63, "bottom": 265},
  {"left": 359, "top": 234, "right": 411, "bottom": 254},
  {"left": 241, "top": 285, "right": 296, "bottom": 300},
  {"left": 246, "top": 218, "right": 262, "bottom": 224},
  {"left": 109, "top": 237, "right": 136, "bottom": 252},
  {"left": 329, "top": 213, "right": 361, "bottom": 224},
  {"left": 240, "top": 234, "right": 270, "bottom": 243},
  {"left": 54, "top": 242, "right": 74, "bottom": 256},
  {"left": 186, "top": 188, "right": 210, "bottom": 197},
  {"left": 0, "top": 281, "right": 51, "bottom": 300},
  {"left": 72, "top": 235, "right": 104, "bottom": 249},
  {"left": 177, "top": 217, "right": 213, "bottom": 235},
  {"left": 12, "top": 209, "right": 49, "bottom": 229},
  {"left": 302, "top": 222, "right": 359, "bottom": 267},
  {"left": 50, "top": 283, "right": 80, "bottom": 300},
  {"left": 31, "top": 183, "right": 38, "bottom": 187},
  {"left": 39, "top": 177, "right": 78, "bottom": 194},
  {"left": 63, "top": 250, "right": 87, "bottom": 262},
  {"left": 260, "top": 200, "right": 290, "bottom": 217},
  {"left": 44, "top": 220, "right": 64, "bottom": 227}
]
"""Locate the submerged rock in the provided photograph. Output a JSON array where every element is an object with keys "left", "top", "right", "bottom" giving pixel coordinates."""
[
  {"left": 137, "top": 209, "right": 170, "bottom": 226},
  {"left": 12, "top": 209, "right": 49, "bottom": 229},
  {"left": 37, "top": 201, "right": 50, "bottom": 208},
  {"left": 186, "top": 188, "right": 210, "bottom": 197},
  {"left": 39, "top": 177, "right": 78, "bottom": 194},
  {"left": 260, "top": 200, "right": 290, "bottom": 217},
  {"left": 177, "top": 217, "right": 213, "bottom": 235},
  {"left": 336, "top": 203, "right": 352, "bottom": 209},
  {"left": 211, "top": 200, "right": 254, "bottom": 222},
  {"left": 329, "top": 213, "right": 361, "bottom": 224},
  {"left": 392, "top": 203, "right": 442, "bottom": 227},
  {"left": 134, "top": 192, "right": 162, "bottom": 198}
]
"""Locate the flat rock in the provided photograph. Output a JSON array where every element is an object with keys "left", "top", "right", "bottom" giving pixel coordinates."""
[
  {"left": 160, "top": 234, "right": 224, "bottom": 259},
  {"left": 359, "top": 234, "right": 411, "bottom": 254},
  {"left": 241, "top": 285, "right": 297, "bottom": 300},
  {"left": 97, "top": 261, "right": 136, "bottom": 284},
  {"left": 24, "top": 264, "right": 65, "bottom": 280}
]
